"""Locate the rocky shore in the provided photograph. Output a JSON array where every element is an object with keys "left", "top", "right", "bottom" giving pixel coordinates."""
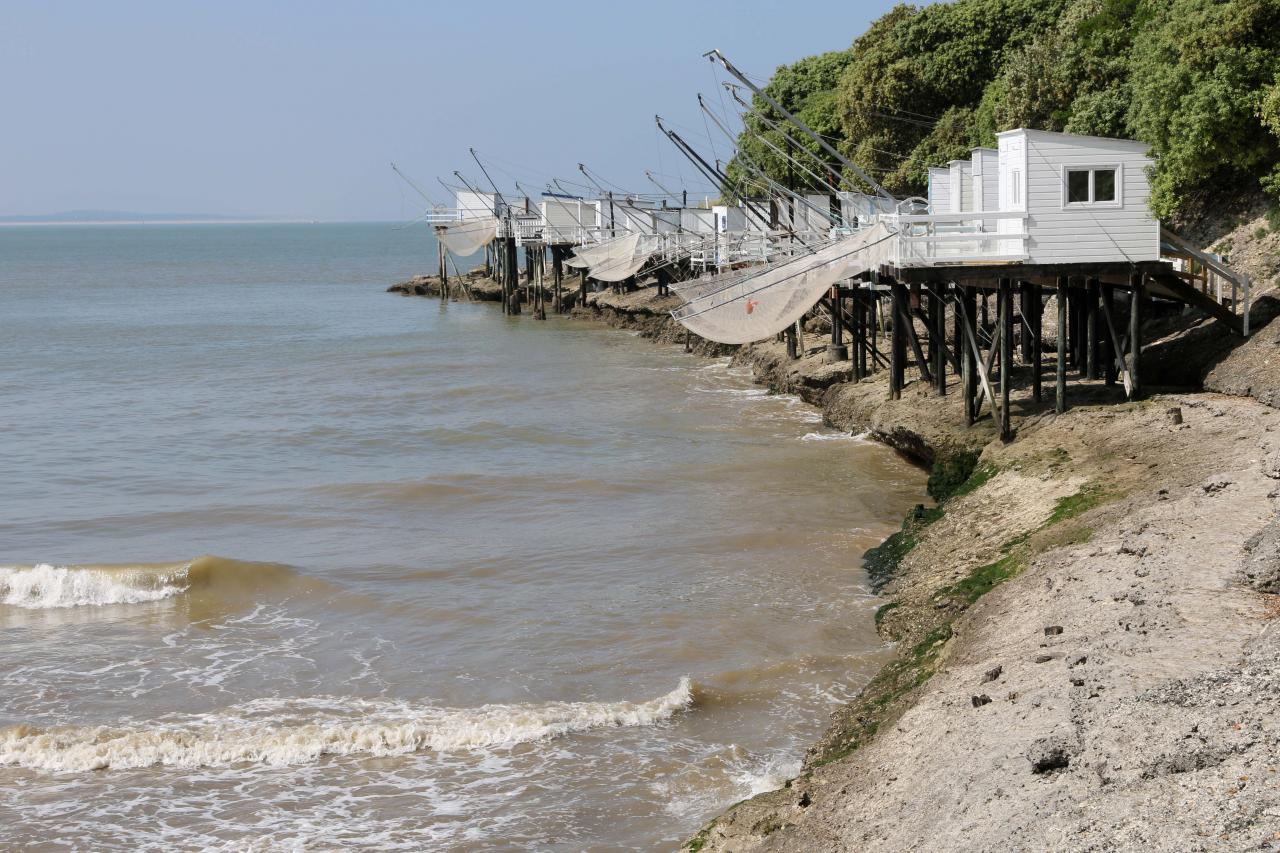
[{"left": 392, "top": 268, "right": 1280, "bottom": 851}]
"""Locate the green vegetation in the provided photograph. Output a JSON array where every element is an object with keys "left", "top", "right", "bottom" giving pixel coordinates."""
[
  {"left": 927, "top": 450, "right": 980, "bottom": 502},
  {"left": 819, "top": 476, "right": 1119, "bottom": 770},
  {"left": 865, "top": 452, "right": 991, "bottom": 589},
  {"left": 936, "top": 553, "right": 1024, "bottom": 607},
  {"left": 864, "top": 502, "right": 943, "bottom": 589},
  {"left": 726, "top": 0, "right": 1280, "bottom": 221}
]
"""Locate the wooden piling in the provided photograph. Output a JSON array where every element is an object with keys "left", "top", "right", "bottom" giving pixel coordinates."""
[
  {"left": 1030, "top": 283, "right": 1043, "bottom": 404},
  {"left": 1055, "top": 276, "right": 1068, "bottom": 413},
  {"left": 1129, "top": 272, "right": 1143, "bottom": 400},
  {"left": 930, "top": 286, "right": 946, "bottom": 395},
  {"left": 962, "top": 287, "right": 977, "bottom": 425},
  {"left": 1102, "top": 283, "right": 1117, "bottom": 386},
  {"left": 853, "top": 292, "right": 865, "bottom": 381},
  {"left": 998, "top": 278, "right": 1013, "bottom": 440},
  {"left": 1086, "top": 278, "right": 1099, "bottom": 380},
  {"left": 890, "top": 282, "right": 906, "bottom": 399}
]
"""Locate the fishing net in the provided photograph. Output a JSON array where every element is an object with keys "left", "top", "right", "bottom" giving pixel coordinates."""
[
  {"left": 588, "top": 234, "right": 655, "bottom": 283},
  {"left": 566, "top": 233, "right": 651, "bottom": 282},
  {"left": 671, "top": 223, "right": 895, "bottom": 345},
  {"left": 436, "top": 217, "right": 499, "bottom": 256}
]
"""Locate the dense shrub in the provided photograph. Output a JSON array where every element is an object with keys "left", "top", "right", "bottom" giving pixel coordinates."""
[{"left": 725, "top": 0, "right": 1280, "bottom": 219}]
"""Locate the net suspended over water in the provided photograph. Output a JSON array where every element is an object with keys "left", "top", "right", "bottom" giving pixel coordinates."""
[
  {"left": 671, "top": 223, "right": 896, "bottom": 346},
  {"left": 437, "top": 217, "right": 499, "bottom": 257},
  {"left": 565, "top": 233, "right": 654, "bottom": 282}
]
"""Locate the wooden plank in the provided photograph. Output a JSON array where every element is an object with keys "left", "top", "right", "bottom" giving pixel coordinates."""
[{"left": 1148, "top": 271, "right": 1244, "bottom": 335}]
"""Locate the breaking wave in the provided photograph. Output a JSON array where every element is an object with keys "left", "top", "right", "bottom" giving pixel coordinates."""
[
  {"left": 0, "top": 678, "right": 696, "bottom": 772},
  {"left": 0, "top": 557, "right": 305, "bottom": 610}
]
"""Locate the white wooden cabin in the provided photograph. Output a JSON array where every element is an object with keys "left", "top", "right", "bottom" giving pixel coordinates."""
[
  {"left": 455, "top": 190, "right": 501, "bottom": 220},
  {"left": 927, "top": 167, "right": 951, "bottom": 214},
  {"left": 680, "top": 208, "right": 716, "bottom": 234},
  {"left": 997, "top": 128, "right": 1158, "bottom": 264},
  {"left": 540, "top": 196, "right": 598, "bottom": 244},
  {"left": 948, "top": 160, "right": 973, "bottom": 214},
  {"left": 971, "top": 148, "right": 999, "bottom": 215},
  {"left": 898, "top": 128, "right": 1160, "bottom": 267}
]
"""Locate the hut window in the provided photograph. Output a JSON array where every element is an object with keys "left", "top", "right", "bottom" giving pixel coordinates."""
[
  {"left": 1094, "top": 169, "right": 1116, "bottom": 202},
  {"left": 1065, "top": 167, "right": 1121, "bottom": 206},
  {"left": 1067, "top": 170, "right": 1091, "bottom": 203}
]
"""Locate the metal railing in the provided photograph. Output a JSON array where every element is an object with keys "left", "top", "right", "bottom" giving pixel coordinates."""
[{"left": 880, "top": 210, "right": 1028, "bottom": 267}]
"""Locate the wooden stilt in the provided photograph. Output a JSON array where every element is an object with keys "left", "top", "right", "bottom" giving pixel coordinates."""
[
  {"left": 1030, "top": 283, "right": 1043, "bottom": 404},
  {"left": 1056, "top": 276, "right": 1067, "bottom": 413},
  {"left": 869, "top": 293, "right": 879, "bottom": 371},
  {"left": 1102, "top": 283, "right": 1117, "bottom": 386},
  {"left": 1129, "top": 272, "right": 1143, "bottom": 400},
  {"left": 552, "top": 246, "right": 563, "bottom": 313},
  {"left": 962, "top": 287, "right": 977, "bottom": 425},
  {"left": 998, "top": 278, "right": 1013, "bottom": 439},
  {"left": 437, "top": 230, "right": 448, "bottom": 303},
  {"left": 1086, "top": 278, "right": 1099, "bottom": 380},
  {"left": 930, "top": 286, "right": 946, "bottom": 395},
  {"left": 827, "top": 287, "right": 848, "bottom": 363},
  {"left": 853, "top": 292, "right": 865, "bottom": 381},
  {"left": 890, "top": 282, "right": 906, "bottom": 399},
  {"left": 506, "top": 237, "right": 520, "bottom": 315}
]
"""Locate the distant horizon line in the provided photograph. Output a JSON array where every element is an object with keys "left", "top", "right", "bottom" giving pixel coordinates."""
[{"left": 0, "top": 213, "right": 414, "bottom": 227}]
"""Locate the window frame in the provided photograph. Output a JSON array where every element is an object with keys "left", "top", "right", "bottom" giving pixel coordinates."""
[{"left": 1060, "top": 164, "right": 1123, "bottom": 210}]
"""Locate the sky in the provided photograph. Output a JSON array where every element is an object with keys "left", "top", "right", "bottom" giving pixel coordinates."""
[{"left": 1, "top": 1, "right": 906, "bottom": 222}]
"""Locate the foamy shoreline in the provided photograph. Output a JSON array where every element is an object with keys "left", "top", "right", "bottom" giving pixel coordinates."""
[{"left": 400, "top": 277, "right": 1280, "bottom": 851}]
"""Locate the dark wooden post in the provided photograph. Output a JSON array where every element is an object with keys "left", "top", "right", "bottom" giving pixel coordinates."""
[
  {"left": 554, "top": 246, "right": 564, "bottom": 313},
  {"left": 1055, "top": 276, "right": 1068, "bottom": 413},
  {"left": 506, "top": 237, "right": 520, "bottom": 315},
  {"left": 1030, "top": 283, "right": 1043, "bottom": 404},
  {"left": 1102, "top": 283, "right": 1117, "bottom": 386},
  {"left": 534, "top": 247, "right": 546, "bottom": 320},
  {"left": 1129, "top": 272, "right": 1143, "bottom": 400},
  {"left": 828, "top": 288, "right": 848, "bottom": 363},
  {"left": 436, "top": 228, "right": 449, "bottom": 303},
  {"left": 853, "top": 292, "right": 866, "bottom": 381},
  {"left": 999, "top": 278, "right": 1013, "bottom": 439},
  {"left": 1086, "top": 278, "right": 1099, "bottom": 380},
  {"left": 890, "top": 282, "right": 906, "bottom": 400},
  {"left": 869, "top": 292, "right": 878, "bottom": 371},
  {"left": 930, "top": 286, "right": 946, "bottom": 395},
  {"left": 962, "top": 287, "right": 977, "bottom": 426}
]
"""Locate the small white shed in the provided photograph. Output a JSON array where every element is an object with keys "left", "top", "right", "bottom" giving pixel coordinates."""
[
  {"left": 927, "top": 167, "right": 951, "bottom": 214},
  {"left": 995, "top": 128, "right": 1159, "bottom": 264},
  {"left": 540, "top": 197, "right": 598, "bottom": 244},
  {"left": 949, "top": 160, "right": 974, "bottom": 213},
  {"left": 970, "top": 148, "right": 999, "bottom": 214},
  {"left": 455, "top": 190, "right": 500, "bottom": 219}
]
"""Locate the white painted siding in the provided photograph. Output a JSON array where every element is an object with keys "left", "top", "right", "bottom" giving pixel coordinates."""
[
  {"left": 1001, "top": 128, "right": 1158, "bottom": 264},
  {"left": 680, "top": 208, "right": 716, "bottom": 234},
  {"left": 949, "top": 161, "right": 973, "bottom": 212},
  {"left": 928, "top": 167, "right": 951, "bottom": 214},
  {"left": 540, "top": 198, "right": 598, "bottom": 243},
  {"left": 971, "top": 148, "right": 999, "bottom": 214},
  {"left": 455, "top": 190, "right": 499, "bottom": 219}
]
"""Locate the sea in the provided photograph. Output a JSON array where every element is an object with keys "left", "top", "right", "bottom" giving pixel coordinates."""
[{"left": 0, "top": 222, "right": 925, "bottom": 851}]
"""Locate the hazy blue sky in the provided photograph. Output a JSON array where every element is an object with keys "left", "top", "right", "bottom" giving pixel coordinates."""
[{"left": 2, "top": 1, "right": 905, "bottom": 221}]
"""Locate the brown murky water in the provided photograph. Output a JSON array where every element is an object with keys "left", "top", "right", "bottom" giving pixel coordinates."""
[{"left": 0, "top": 224, "right": 925, "bottom": 850}]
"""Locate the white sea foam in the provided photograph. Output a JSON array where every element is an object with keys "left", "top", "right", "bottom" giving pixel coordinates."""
[
  {"left": 734, "top": 754, "right": 802, "bottom": 797},
  {"left": 800, "top": 430, "right": 869, "bottom": 442},
  {"left": 0, "top": 564, "right": 187, "bottom": 609},
  {"left": 0, "top": 678, "right": 695, "bottom": 772}
]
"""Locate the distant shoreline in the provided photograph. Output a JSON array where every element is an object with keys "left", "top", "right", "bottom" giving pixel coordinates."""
[{"left": 0, "top": 219, "right": 319, "bottom": 227}]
